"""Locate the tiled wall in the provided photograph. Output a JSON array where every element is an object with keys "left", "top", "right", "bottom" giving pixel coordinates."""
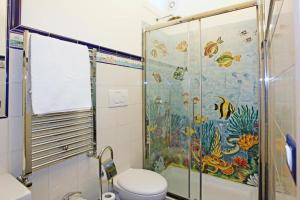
[
  {"left": 0, "top": 48, "right": 23, "bottom": 176},
  {"left": 268, "top": 0, "right": 297, "bottom": 198},
  {"left": 96, "top": 63, "right": 143, "bottom": 173},
  {"left": 0, "top": 48, "right": 143, "bottom": 200}
]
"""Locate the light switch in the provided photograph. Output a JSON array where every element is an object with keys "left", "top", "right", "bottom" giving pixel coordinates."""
[{"left": 109, "top": 90, "right": 129, "bottom": 107}]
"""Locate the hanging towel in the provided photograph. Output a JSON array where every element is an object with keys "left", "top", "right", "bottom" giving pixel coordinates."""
[{"left": 29, "top": 33, "right": 92, "bottom": 115}]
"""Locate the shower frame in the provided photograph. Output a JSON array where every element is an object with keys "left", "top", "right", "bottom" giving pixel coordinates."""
[{"left": 142, "top": 1, "right": 268, "bottom": 199}]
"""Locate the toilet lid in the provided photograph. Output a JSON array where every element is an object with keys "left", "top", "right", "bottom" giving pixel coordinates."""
[{"left": 117, "top": 169, "right": 167, "bottom": 195}]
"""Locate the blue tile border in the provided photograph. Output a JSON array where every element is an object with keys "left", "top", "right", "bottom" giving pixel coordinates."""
[
  {"left": 9, "top": 32, "right": 143, "bottom": 69},
  {"left": 6, "top": 0, "right": 145, "bottom": 118},
  {"left": 9, "top": 0, "right": 143, "bottom": 68}
]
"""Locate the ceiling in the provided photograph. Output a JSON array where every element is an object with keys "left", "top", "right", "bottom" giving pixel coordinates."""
[{"left": 144, "top": 0, "right": 250, "bottom": 19}]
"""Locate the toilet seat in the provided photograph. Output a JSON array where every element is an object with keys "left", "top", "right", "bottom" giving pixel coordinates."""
[{"left": 113, "top": 168, "right": 167, "bottom": 200}]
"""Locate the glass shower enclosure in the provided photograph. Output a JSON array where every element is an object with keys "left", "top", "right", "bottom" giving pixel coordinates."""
[{"left": 143, "top": 2, "right": 261, "bottom": 200}]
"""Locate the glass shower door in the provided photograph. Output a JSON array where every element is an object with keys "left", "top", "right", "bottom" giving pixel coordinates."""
[
  {"left": 144, "top": 20, "right": 201, "bottom": 199},
  {"left": 144, "top": 5, "right": 260, "bottom": 200},
  {"left": 200, "top": 7, "right": 260, "bottom": 200}
]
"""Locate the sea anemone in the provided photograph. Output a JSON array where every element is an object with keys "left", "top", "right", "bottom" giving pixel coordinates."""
[{"left": 246, "top": 173, "right": 259, "bottom": 186}]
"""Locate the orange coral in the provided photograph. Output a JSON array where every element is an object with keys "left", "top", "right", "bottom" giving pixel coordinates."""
[
  {"left": 221, "top": 165, "right": 234, "bottom": 175},
  {"left": 202, "top": 155, "right": 234, "bottom": 176},
  {"left": 233, "top": 156, "right": 249, "bottom": 168},
  {"left": 238, "top": 134, "right": 259, "bottom": 151}
]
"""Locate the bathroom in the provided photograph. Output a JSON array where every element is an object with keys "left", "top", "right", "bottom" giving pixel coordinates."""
[{"left": 0, "top": 0, "right": 299, "bottom": 200}]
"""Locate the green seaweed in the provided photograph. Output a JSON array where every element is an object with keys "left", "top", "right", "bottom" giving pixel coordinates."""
[
  {"left": 228, "top": 105, "right": 258, "bottom": 135},
  {"left": 171, "top": 114, "right": 188, "bottom": 133},
  {"left": 201, "top": 121, "right": 216, "bottom": 155},
  {"left": 146, "top": 100, "right": 160, "bottom": 124}
]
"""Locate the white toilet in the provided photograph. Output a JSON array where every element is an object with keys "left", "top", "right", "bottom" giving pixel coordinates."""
[{"left": 113, "top": 168, "right": 168, "bottom": 200}]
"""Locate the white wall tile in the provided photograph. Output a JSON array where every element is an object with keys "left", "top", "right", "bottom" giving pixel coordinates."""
[
  {"left": 8, "top": 82, "right": 22, "bottom": 117},
  {"left": 96, "top": 85, "right": 109, "bottom": 108},
  {"left": 9, "top": 49, "right": 23, "bottom": 84},
  {"left": 97, "top": 63, "right": 143, "bottom": 175},
  {"left": 130, "top": 138, "right": 143, "bottom": 169},
  {"left": 128, "top": 86, "right": 142, "bottom": 105},
  {"left": 77, "top": 155, "right": 100, "bottom": 200},
  {"left": 0, "top": 118, "right": 8, "bottom": 154},
  {"left": 8, "top": 150, "right": 23, "bottom": 177},
  {"left": 115, "top": 106, "right": 134, "bottom": 126},
  {"left": 8, "top": 116, "right": 24, "bottom": 152},
  {"left": 0, "top": 152, "right": 8, "bottom": 174},
  {"left": 131, "top": 122, "right": 143, "bottom": 141},
  {"left": 97, "top": 107, "right": 117, "bottom": 129},
  {"left": 30, "top": 167, "right": 50, "bottom": 200},
  {"left": 98, "top": 63, "right": 142, "bottom": 86},
  {"left": 116, "top": 124, "right": 132, "bottom": 145},
  {"left": 48, "top": 157, "right": 79, "bottom": 200}
]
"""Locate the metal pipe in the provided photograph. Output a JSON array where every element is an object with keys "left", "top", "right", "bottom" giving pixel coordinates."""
[
  {"left": 32, "top": 126, "right": 92, "bottom": 140},
  {"left": 33, "top": 109, "right": 92, "bottom": 118},
  {"left": 32, "top": 140, "right": 92, "bottom": 155},
  {"left": 91, "top": 48, "right": 98, "bottom": 157},
  {"left": 32, "top": 120, "right": 92, "bottom": 133},
  {"left": 98, "top": 146, "right": 114, "bottom": 200},
  {"left": 264, "top": 0, "right": 277, "bottom": 42},
  {"left": 32, "top": 132, "right": 92, "bottom": 147},
  {"left": 144, "top": 0, "right": 257, "bottom": 32},
  {"left": 142, "top": 28, "right": 147, "bottom": 168},
  {"left": 156, "top": 14, "right": 173, "bottom": 22},
  {"left": 23, "top": 30, "right": 33, "bottom": 176},
  {"left": 32, "top": 143, "right": 92, "bottom": 162},
  {"left": 32, "top": 114, "right": 92, "bottom": 125},
  {"left": 32, "top": 148, "right": 93, "bottom": 171},
  {"left": 198, "top": 19, "right": 203, "bottom": 200}
]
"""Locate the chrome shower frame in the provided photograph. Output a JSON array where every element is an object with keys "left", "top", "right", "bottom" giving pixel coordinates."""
[{"left": 142, "top": 1, "right": 268, "bottom": 199}]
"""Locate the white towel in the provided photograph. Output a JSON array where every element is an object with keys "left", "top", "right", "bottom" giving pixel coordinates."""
[{"left": 30, "top": 33, "right": 92, "bottom": 115}]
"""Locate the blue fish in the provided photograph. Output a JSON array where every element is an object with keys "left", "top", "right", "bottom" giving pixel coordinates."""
[
  {"left": 243, "top": 73, "right": 250, "bottom": 79},
  {"left": 232, "top": 72, "right": 238, "bottom": 78}
]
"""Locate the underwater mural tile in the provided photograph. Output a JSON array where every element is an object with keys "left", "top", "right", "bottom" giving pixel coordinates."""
[{"left": 145, "top": 19, "right": 259, "bottom": 187}]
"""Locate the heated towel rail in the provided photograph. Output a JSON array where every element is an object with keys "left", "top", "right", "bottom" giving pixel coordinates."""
[{"left": 22, "top": 31, "right": 97, "bottom": 176}]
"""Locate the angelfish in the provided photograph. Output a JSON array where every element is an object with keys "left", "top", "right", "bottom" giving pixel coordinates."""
[{"left": 214, "top": 96, "right": 235, "bottom": 120}]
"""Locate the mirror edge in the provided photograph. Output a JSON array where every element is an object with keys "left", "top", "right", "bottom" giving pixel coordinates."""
[{"left": 0, "top": 0, "right": 9, "bottom": 118}]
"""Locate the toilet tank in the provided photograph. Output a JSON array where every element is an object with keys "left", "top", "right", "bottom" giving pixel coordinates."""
[{"left": 0, "top": 173, "right": 31, "bottom": 200}]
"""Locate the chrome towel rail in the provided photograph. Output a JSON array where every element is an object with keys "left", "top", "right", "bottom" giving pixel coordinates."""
[
  {"left": 29, "top": 109, "right": 94, "bottom": 172},
  {"left": 32, "top": 147, "right": 93, "bottom": 171},
  {"left": 31, "top": 126, "right": 92, "bottom": 140},
  {"left": 22, "top": 30, "right": 98, "bottom": 178}
]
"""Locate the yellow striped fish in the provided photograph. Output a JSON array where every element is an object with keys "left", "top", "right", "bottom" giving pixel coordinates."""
[{"left": 214, "top": 96, "right": 235, "bottom": 120}]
